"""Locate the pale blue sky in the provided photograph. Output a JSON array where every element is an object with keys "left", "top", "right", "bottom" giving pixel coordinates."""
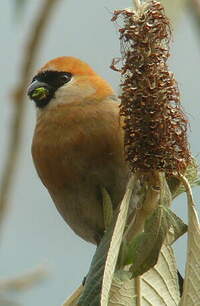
[{"left": 0, "top": 1, "right": 199, "bottom": 305}]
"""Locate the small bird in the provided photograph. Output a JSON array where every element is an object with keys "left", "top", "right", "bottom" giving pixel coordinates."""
[
  {"left": 28, "top": 56, "right": 129, "bottom": 245},
  {"left": 28, "top": 56, "right": 184, "bottom": 295}
]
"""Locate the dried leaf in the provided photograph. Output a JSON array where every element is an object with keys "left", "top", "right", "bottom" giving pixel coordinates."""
[
  {"left": 109, "top": 245, "right": 180, "bottom": 305},
  {"left": 66, "top": 244, "right": 181, "bottom": 306},
  {"left": 101, "top": 175, "right": 136, "bottom": 305},
  {"left": 179, "top": 176, "right": 200, "bottom": 305},
  {"left": 171, "top": 157, "right": 200, "bottom": 199},
  {"left": 62, "top": 286, "right": 83, "bottom": 306},
  {"left": 109, "top": 270, "right": 135, "bottom": 305},
  {"left": 141, "top": 244, "right": 181, "bottom": 305}
]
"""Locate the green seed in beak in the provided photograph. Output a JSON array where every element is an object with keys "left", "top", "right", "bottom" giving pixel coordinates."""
[{"left": 31, "top": 87, "right": 49, "bottom": 100}]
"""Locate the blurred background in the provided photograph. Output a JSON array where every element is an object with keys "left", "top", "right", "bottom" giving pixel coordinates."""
[{"left": 0, "top": 0, "right": 199, "bottom": 305}]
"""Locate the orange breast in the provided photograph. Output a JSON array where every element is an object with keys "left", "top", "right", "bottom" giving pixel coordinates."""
[{"left": 32, "top": 99, "right": 129, "bottom": 243}]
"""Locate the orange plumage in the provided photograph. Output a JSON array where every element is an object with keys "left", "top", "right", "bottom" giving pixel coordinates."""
[{"left": 28, "top": 57, "right": 129, "bottom": 244}]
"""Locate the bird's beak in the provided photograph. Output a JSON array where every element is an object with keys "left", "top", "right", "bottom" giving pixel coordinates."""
[
  {"left": 27, "top": 80, "right": 53, "bottom": 108},
  {"left": 28, "top": 80, "right": 51, "bottom": 100}
]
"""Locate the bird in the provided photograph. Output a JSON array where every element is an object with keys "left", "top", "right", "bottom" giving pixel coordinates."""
[
  {"left": 28, "top": 56, "right": 130, "bottom": 245},
  {"left": 28, "top": 56, "right": 184, "bottom": 295}
]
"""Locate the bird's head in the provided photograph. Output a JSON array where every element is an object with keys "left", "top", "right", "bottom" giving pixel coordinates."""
[{"left": 27, "top": 56, "right": 114, "bottom": 109}]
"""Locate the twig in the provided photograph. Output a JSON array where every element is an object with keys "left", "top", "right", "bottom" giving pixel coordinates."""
[
  {"left": 191, "top": 0, "right": 200, "bottom": 14},
  {"left": 0, "top": 265, "right": 48, "bottom": 292},
  {"left": 0, "top": 0, "right": 59, "bottom": 228},
  {"left": 0, "top": 298, "right": 20, "bottom": 306},
  {"left": 189, "top": 0, "right": 200, "bottom": 39}
]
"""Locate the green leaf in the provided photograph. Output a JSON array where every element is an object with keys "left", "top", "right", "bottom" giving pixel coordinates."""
[
  {"left": 78, "top": 176, "right": 136, "bottom": 306},
  {"left": 78, "top": 219, "right": 114, "bottom": 305},
  {"left": 125, "top": 206, "right": 187, "bottom": 277},
  {"left": 101, "top": 187, "right": 113, "bottom": 230},
  {"left": 127, "top": 206, "right": 168, "bottom": 277},
  {"left": 165, "top": 212, "right": 187, "bottom": 245},
  {"left": 70, "top": 244, "right": 181, "bottom": 306}
]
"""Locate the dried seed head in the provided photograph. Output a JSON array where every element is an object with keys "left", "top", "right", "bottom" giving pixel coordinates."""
[{"left": 111, "top": 1, "right": 191, "bottom": 174}]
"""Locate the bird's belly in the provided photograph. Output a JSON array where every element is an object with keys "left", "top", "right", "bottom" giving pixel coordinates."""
[
  {"left": 49, "top": 184, "right": 104, "bottom": 244},
  {"left": 32, "top": 105, "right": 129, "bottom": 244}
]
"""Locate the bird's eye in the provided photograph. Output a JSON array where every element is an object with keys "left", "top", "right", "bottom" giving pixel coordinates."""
[{"left": 60, "top": 72, "right": 72, "bottom": 84}]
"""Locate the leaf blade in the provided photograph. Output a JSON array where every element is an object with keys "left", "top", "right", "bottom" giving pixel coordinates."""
[
  {"left": 78, "top": 175, "right": 136, "bottom": 305},
  {"left": 179, "top": 176, "right": 200, "bottom": 306},
  {"left": 101, "top": 175, "right": 136, "bottom": 305},
  {"left": 109, "top": 245, "right": 181, "bottom": 306}
]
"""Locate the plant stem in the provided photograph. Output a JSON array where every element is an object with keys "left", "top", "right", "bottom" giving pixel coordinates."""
[
  {"left": 178, "top": 174, "right": 195, "bottom": 208},
  {"left": 135, "top": 276, "right": 142, "bottom": 306}
]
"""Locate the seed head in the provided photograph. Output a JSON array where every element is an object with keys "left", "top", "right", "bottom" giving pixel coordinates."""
[{"left": 111, "top": 1, "right": 191, "bottom": 174}]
